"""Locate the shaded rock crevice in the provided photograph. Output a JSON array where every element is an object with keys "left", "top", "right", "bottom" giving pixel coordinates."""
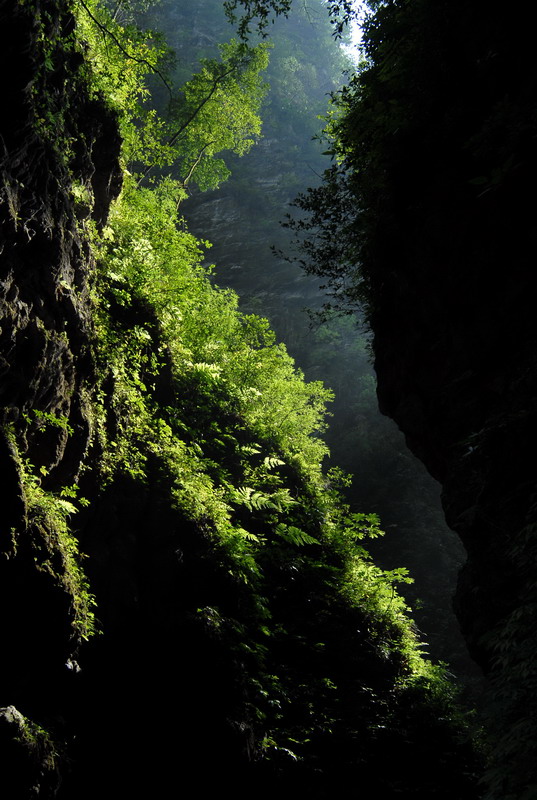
[{"left": 0, "top": 0, "right": 121, "bottom": 790}]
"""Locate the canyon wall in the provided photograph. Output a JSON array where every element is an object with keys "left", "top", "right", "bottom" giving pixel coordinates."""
[
  {"left": 0, "top": 0, "right": 487, "bottom": 796},
  {"left": 350, "top": 2, "right": 537, "bottom": 795}
]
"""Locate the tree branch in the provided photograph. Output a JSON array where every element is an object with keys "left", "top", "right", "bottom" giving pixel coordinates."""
[
  {"left": 78, "top": 0, "right": 173, "bottom": 99},
  {"left": 136, "top": 59, "right": 245, "bottom": 185},
  {"left": 182, "top": 142, "right": 215, "bottom": 189}
]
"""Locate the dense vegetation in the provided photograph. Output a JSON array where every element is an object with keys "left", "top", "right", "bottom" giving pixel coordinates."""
[
  {"left": 136, "top": 0, "right": 473, "bottom": 682},
  {"left": 248, "top": 1, "right": 537, "bottom": 798},
  {"left": 1, "top": 0, "right": 485, "bottom": 794}
]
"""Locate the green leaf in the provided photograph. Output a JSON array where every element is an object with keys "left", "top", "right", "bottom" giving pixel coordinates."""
[{"left": 275, "top": 523, "right": 320, "bottom": 546}]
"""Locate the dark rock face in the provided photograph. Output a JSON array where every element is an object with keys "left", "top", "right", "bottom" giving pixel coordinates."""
[
  {"left": 0, "top": 0, "right": 121, "bottom": 471},
  {"left": 363, "top": 2, "right": 537, "bottom": 793},
  {"left": 375, "top": 294, "right": 537, "bottom": 791},
  {"left": 374, "top": 251, "right": 537, "bottom": 671},
  {"left": 0, "top": 705, "right": 59, "bottom": 798},
  {"left": 0, "top": 0, "right": 121, "bottom": 791}
]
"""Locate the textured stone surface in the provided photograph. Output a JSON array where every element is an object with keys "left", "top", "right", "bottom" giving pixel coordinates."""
[
  {"left": 0, "top": 0, "right": 121, "bottom": 793},
  {"left": 0, "top": 705, "right": 59, "bottom": 797},
  {"left": 365, "top": 11, "right": 537, "bottom": 786}
]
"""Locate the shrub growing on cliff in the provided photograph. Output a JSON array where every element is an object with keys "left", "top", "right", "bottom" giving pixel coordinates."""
[{"left": 21, "top": 461, "right": 97, "bottom": 642}]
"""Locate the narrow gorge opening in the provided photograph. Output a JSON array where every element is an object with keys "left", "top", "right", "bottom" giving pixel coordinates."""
[{"left": 1, "top": 1, "right": 535, "bottom": 798}]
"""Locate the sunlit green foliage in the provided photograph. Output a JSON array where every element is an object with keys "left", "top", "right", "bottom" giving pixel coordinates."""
[
  {"left": 19, "top": 456, "right": 97, "bottom": 643},
  {"left": 75, "top": 0, "right": 166, "bottom": 129},
  {"left": 84, "top": 0, "right": 468, "bottom": 666},
  {"left": 145, "top": 39, "right": 269, "bottom": 189},
  {"left": 75, "top": 0, "right": 441, "bottom": 659},
  {"left": 75, "top": 0, "right": 268, "bottom": 192},
  {"left": 21, "top": 0, "right": 481, "bottom": 788}
]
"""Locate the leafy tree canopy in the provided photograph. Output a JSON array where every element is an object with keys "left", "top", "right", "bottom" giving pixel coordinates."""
[
  {"left": 77, "top": 0, "right": 269, "bottom": 195},
  {"left": 224, "top": 0, "right": 358, "bottom": 38}
]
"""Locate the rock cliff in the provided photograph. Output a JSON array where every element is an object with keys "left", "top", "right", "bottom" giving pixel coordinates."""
[
  {"left": 0, "top": 0, "right": 121, "bottom": 790},
  {"left": 0, "top": 0, "right": 483, "bottom": 796},
  {"left": 351, "top": 1, "right": 537, "bottom": 794}
]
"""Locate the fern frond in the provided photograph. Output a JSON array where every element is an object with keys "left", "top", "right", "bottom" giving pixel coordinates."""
[
  {"left": 275, "top": 523, "right": 320, "bottom": 546},
  {"left": 263, "top": 455, "right": 285, "bottom": 469}
]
